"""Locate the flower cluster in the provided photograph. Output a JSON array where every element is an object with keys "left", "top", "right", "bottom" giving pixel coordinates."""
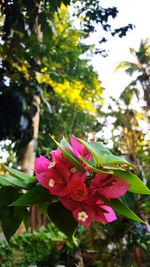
[{"left": 35, "top": 137, "right": 130, "bottom": 226}]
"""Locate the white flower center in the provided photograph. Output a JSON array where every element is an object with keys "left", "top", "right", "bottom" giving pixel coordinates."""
[
  {"left": 71, "top": 167, "right": 76, "bottom": 173},
  {"left": 48, "top": 161, "right": 56, "bottom": 169},
  {"left": 77, "top": 211, "right": 88, "bottom": 222},
  {"left": 49, "top": 179, "right": 55, "bottom": 187}
]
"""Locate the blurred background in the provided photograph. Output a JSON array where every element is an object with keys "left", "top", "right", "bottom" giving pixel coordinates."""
[{"left": 0, "top": 0, "right": 150, "bottom": 266}]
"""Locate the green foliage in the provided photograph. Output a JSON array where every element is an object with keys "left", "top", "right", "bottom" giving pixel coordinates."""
[
  {"left": 79, "top": 220, "right": 150, "bottom": 267},
  {"left": 1, "top": 207, "right": 23, "bottom": 242},
  {"left": 115, "top": 39, "right": 150, "bottom": 108},
  {"left": 0, "top": 224, "right": 67, "bottom": 267},
  {"left": 51, "top": 135, "right": 86, "bottom": 171},
  {"left": 54, "top": 136, "right": 150, "bottom": 196},
  {"left": 0, "top": 0, "right": 133, "bottom": 164},
  {"left": 0, "top": 187, "right": 19, "bottom": 207},
  {"left": 113, "top": 170, "right": 150, "bottom": 195},
  {"left": 0, "top": 137, "right": 149, "bottom": 241},
  {"left": 73, "top": 0, "right": 133, "bottom": 45},
  {"left": 3, "top": 165, "right": 35, "bottom": 184},
  {"left": 101, "top": 197, "right": 144, "bottom": 223},
  {"left": 0, "top": 165, "right": 36, "bottom": 189},
  {"left": 11, "top": 184, "right": 52, "bottom": 206},
  {"left": 77, "top": 138, "right": 136, "bottom": 168}
]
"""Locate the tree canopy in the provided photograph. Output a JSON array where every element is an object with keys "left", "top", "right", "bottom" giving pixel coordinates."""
[
  {"left": 115, "top": 39, "right": 150, "bottom": 109},
  {"left": 0, "top": 0, "right": 133, "bottom": 164}
]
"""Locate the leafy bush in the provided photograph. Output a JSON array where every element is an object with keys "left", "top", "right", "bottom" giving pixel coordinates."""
[{"left": 0, "top": 224, "right": 71, "bottom": 267}]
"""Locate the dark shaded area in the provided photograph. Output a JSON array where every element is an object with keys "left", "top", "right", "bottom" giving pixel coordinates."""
[{"left": 0, "top": 92, "right": 33, "bottom": 143}]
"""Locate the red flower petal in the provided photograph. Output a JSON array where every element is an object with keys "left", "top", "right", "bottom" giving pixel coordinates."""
[
  {"left": 91, "top": 173, "right": 130, "bottom": 199},
  {"left": 68, "top": 180, "right": 88, "bottom": 202}
]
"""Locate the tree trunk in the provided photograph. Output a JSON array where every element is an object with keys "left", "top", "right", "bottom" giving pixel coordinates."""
[
  {"left": 21, "top": 95, "right": 40, "bottom": 175},
  {"left": 21, "top": 3, "right": 43, "bottom": 231},
  {"left": 20, "top": 95, "right": 41, "bottom": 232},
  {"left": 21, "top": 2, "right": 43, "bottom": 175}
]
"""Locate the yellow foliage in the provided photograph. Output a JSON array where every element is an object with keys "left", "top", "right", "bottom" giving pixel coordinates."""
[
  {"left": 12, "top": 61, "right": 30, "bottom": 79},
  {"left": 135, "top": 112, "right": 144, "bottom": 120},
  {"left": 36, "top": 72, "right": 103, "bottom": 113},
  {"left": 60, "top": 2, "right": 68, "bottom": 11},
  {"left": 35, "top": 5, "right": 104, "bottom": 114},
  {"left": 52, "top": 80, "right": 96, "bottom": 112}
]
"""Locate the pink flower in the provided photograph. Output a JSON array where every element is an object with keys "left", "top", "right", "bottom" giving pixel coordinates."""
[
  {"left": 47, "top": 162, "right": 71, "bottom": 197},
  {"left": 60, "top": 193, "right": 117, "bottom": 226},
  {"left": 91, "top": 173, "right": 130, "bottom": 199},
  {"left": 71, "top": 136, "right": 92, "bottom": 172},
  {"left": 51, "top": 148, "right": 73, "bottom": 169},
  {"left": 35, "top": 155, "right": 71, "bottom": 197},
  {"left": 94, "top": 199, "right": 117, "bottom": 223},
  {"left": 47, "top": 164, "right": 88, "bottom": 198},
  {"left": 66, "top": 171, "right": 88, "bottom": 201},
  {"left": 35, "top": 140, "right": 128, "bottom": 227},
  {"left": 35, "top": 155, "right": 50, "bottom": 173},
  {"left": 72, "top": 205, "right": 95, "bottom": 226},
  {"left": 61, "top": 194, "right": 96, "bottom": 226},
  {"left": 83, "top": 193, "right": 117, "bottom": 223},
  {"left": 60, "top": 196, "right": 77, "bottom": 211},
  {"left": 35, "top": 155, "right": 51, "bottom": 189},
  {"left": 71, "top": 136, "right": 92, "bottom": 161},
  {"left": 36, "top": 170, "right": 51, "bottom": 189}
]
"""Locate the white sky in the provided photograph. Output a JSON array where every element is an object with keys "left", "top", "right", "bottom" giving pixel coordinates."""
[{"left": 91, "top": 0, "right": 150, "bottom": 100}]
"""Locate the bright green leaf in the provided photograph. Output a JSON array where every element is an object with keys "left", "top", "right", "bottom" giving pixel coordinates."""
[
  {"left": 80, "top": 156, "right": 113, "bottom": 174},
  {"left": 76, "top": 138, "right": 101, "bottom": 163},
  {"left": 3, "top": 165, "right": 36, "bottom": 184},
  {"left": 0, "top": 174, "right": 33, "bottom": 189},
  {"left": 60, "top": 136, "right": 72, "bottom": 150},
  {"left": 51, "top": 136, "right": 85, "bottom": 172},
  {"left": 100, "top": 195, "right": 144, "bottom": 223},
  {"left": 0, "top": 175, "right": 16, "bottom": 187},
  {"left": 109, "top": 199, "right": 144, "bottom": 223},
  {"left": 90, "top": 142, "right": 136, "bottom": 168},
  {"left": 113, "top": 170, "right": 150, "bottom": 195},
  {"left": 77, "top": 139, "right": 135, "bottom": 169}
]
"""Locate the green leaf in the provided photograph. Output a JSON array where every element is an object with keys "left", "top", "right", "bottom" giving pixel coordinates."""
[
  {"left": 100, "top": 196, "right": 144, "bottom": 223},
  {"left": 48, "top": 202, "right": 78, "bottom": 239},
  {"left": 91, "top": 142, "right": 136, "bottom": 168},
  {"left": 103, "top": 155, "right": 136, "bottom": 169},
  {"left": 60, "top": 136, "right": 72, "bottom": 150},
  {"left": 0, "top": 187, "right": 20, "bottom": 207},
  {"left": 80, "top": 156, "right": 113, "bottom": 174},
  {"left": 0, "top": 174, "right": 16, "bottom": 187},
  {"left": 113, "top": 170, "right": 150, "bottom": 195},
  {"left": 76, "top": 138, "right": 101, "bottom": 163},
  {"left": 51, "top": 136, "right": 85, "bottom": 172},
  {"left": 0, "top": 174, "right": 33, "bottom": 189},
  {"left": 3, "top": 165, "right": 36, "bottom": 184},
  {"left": 77, "top": 139, "right": 136, "bottom": 169},
  {"left": 1, "top": 206, "right": 22, "bottom": 241},
  {"left": 22, "top": 208, "right": 30, "bottom": 231},
  {"left": 110, "top": 199, "right": 144, "bottom": 223},
  {"left": 11, "top": 184, "right": 52, "bottom": 206}
]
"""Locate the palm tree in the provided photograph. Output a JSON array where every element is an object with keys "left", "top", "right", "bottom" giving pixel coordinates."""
[{"left": 115, "top": 39, "right": 150, "bottom": 109}]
